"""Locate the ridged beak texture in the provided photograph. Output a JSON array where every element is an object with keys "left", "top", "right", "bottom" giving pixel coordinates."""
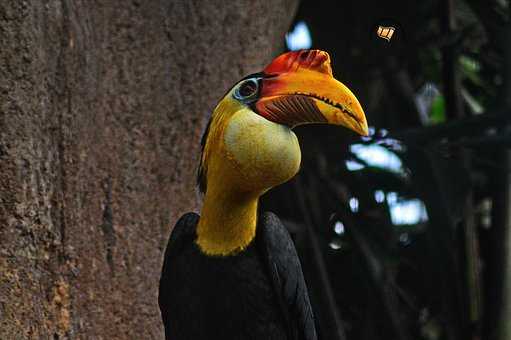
[{"left": 255, "top": 50, "right": 368, "bottom": 136}]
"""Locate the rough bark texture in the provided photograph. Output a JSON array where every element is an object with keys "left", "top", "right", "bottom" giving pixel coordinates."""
[{"left": 0, "top": 1, "right": 297, "bottom": 339}]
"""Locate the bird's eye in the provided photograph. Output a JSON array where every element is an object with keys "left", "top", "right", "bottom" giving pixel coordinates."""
[{"left": 234, "top": 78, "right": 259, "bottom": 101}]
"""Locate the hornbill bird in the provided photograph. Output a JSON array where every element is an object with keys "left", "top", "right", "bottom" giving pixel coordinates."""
[{"left": 159, "top": 49, "right": 368, "bottom": 340}]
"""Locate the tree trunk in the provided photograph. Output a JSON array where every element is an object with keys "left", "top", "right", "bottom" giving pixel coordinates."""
[{"left": 0, "top": 1, "right": 297, "bottom": 339}]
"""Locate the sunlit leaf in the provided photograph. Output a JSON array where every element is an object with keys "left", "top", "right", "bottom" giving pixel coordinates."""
[{"left": 460, "top": 55, "right": 482, "bottom": 86}]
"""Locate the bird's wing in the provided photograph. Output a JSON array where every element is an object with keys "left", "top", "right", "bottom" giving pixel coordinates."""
[
  {"left": 257, "top": 211, "right": 317, "bottom": 340},
  {"left": 158, "top": 212, "right": 199, "bottom": 326}
]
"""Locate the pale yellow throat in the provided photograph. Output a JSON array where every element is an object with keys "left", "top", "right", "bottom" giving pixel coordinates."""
[
  {"left": 196, "top": 186, "right": 259, "bottom": 256},
  {"left": 196, "top": 103, "right": 301, "bottom": 256}
]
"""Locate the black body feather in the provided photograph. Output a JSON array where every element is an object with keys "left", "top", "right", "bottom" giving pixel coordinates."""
[{"left": 158, "top": 211, "right": 317, "bottom": 340}]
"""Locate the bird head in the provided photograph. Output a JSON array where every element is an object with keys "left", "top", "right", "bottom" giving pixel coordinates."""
[{"left": 198, "top": 49, "right": 368, "bottom": 196}]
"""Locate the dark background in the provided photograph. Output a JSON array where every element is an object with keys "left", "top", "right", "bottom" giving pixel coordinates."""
[{"left": 262, "top": 1, "right": 511, "bottom": 340}]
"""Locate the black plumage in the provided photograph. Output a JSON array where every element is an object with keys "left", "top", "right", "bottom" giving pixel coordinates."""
[{"left": 158, "top": 211, "right": 317, "bottom": 340}]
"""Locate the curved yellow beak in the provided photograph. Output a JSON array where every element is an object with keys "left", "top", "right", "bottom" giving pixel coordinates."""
[{"left": 255, "top": 50, "right": 368, "bottom": 136}]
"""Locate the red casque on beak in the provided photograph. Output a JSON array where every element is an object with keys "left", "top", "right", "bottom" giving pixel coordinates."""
[{"left": 255, "top": 50, "right": 368, "bottom": 136}]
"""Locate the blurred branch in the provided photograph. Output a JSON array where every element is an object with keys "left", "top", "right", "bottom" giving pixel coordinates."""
[
  {"left": 464, "top": 2, "right": 511, "bottom": 340},
  {"left": 465, "top": 0, "right": 508, "bottom": 39},
  {"left": 389, "top": 110, "right": 510, "bottom": 143},
  {"left": 405, "top": 149, "right": 466, "bottom": 340},
  {"left": 293, "top": 175, "right": 347, "bottom": 340},
  {"left": 441, "top": 3, "right": 480, "bottom": 339},
  {"left": 335, "top": 209, "right": 412, "bottom": 340},
  {"left": 442, "top": 0, "right": 465, "bottom": 119},
  {"left": 442, "top": 134, "right": 511, "bottom": 148},
  {"left": 492, "top": 150, "right": 511, "bottom": 340},
  {"left": 384, "top": 57, "right": 423, "bottom": 127}
]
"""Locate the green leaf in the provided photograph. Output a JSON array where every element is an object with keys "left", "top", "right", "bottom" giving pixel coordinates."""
[
  {"left": 460, "top": 55, "right": 482, "bottom": 86},
  {"left": 429, "top": 94, "right": 445, "bottom": 124}
]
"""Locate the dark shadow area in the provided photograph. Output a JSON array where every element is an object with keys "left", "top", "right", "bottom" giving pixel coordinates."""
[{"left": 261, "top": 1, "right": 511, "bottom": 339}]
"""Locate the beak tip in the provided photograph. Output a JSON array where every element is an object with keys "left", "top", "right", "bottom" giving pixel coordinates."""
[
  {"left": 356, "top": 112, "right": 369, "bottom": 136},
  {"left": 360, "top": 124, "right": 369, "bottom": 137}
]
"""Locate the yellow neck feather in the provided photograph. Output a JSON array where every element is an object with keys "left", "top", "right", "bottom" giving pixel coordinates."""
[
  {"left": 196, "top": 96, "right": 260, "bottom": 256},
  {"left": 196, "top": 184, "right": 259, "bottom": 256},
  {"left": 195, "top": 94, "right": 300, "bottom": 256}
]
